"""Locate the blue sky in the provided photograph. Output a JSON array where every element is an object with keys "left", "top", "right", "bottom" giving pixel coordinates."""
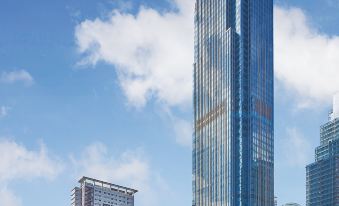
[{"left": 1, "top": 0, "right": 339, "bottom": 206}]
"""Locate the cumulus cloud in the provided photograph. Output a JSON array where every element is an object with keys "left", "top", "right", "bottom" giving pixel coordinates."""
[
  {"left": 0, "top": 139, "right": 64, "bottom": 206},
  {"left": 75, "top": 0, "right": 194, "bottom": 147},
  {"left": 0, "top": 187, "right": 21, "bottom": 206},
  {"left": 75, "top": 0, "right": 194, "bottom": 108},
  {"left": 0, "top": 70, "right": 34, "bottom": 86},
  {"left": 0, "top": 139, "right": 64, "bottom": 183},
  {"left": 71, "top": 142, "right": 168, "bottom": 206},
  {"left": 275, "top": 6, "right": 339, "bottom": 106},
  {"left": 281, "top": 128, "right": 313, "bottom": 167},
  {"left": 76, "top": 3, "right": 339, "bottom": 109},
  {"left": 75, "top": 1, "right": 339, "bottom": 148}
]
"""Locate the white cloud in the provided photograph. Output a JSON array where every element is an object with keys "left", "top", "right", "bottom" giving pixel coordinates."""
[
  {"left": 275, "top": 6, "right": 339, "bottom": 106},
  {"left": 0, "top": 106, "right": 10, "bottom": 118},
  {"left": 0, "top": 70, "right": 34, "bottom": 86},
  {"left": 0, "top": 139, "right": 64, "bottom": 206},
  {"left": 76, "top": 3, "right": 339, "bottom": 109},
  {"left": 0, "top": 187, "right": 21, "bottom": 206},
  {"left": 71, "top": 142, "right": 168, "bottom": 206},
  {"left": 75, "top": 0, "right": 194, "bottom": 147},
  {"left": 75, "top": 2, "right": 339, "bottom": 149},
  {"left": 0, "top": 139, "right": 64, "bottom": 183},
  {"left": 281, "top": 128, "right": 313, "bottom": 167},
  {"left": 71, "top": 143, "right": 148, "bottom": 184},
  {"left": 75, "top": 0, "right": 194, "bottom": 108}
]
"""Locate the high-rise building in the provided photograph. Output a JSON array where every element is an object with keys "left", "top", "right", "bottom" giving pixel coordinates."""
[
  {"left": 71, "top": 177, "right": 137, "bottom": 206},
  {"left": 192, "top": 0, "right": 274, "bottom": 206},
  {"left": 306, "top": 94, "right": 339, "bottom": 206}
]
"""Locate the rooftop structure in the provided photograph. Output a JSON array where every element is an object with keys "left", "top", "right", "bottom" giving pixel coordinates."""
[{"left": 78, "top": 176, "right": 138, "bottom": 195}]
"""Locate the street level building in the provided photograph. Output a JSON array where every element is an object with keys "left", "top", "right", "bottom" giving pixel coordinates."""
[
  {"left": 192, "top": 0, "right": 274, "bottom": 206},
  {"left": 71, "top": 176, "right": 137, "bottom": 206},
  {"left": 281, "top": 203, "right": 301, "bottom": 206},
  {"left": 306, "top": 94, "right": 339, "bottom": 206}
]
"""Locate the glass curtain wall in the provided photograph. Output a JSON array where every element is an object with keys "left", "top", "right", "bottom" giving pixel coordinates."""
[{"left": 193, "top": 0, "right": 274, "bottom": 206}]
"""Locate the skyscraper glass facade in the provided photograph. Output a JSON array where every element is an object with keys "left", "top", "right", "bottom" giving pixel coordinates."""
[
  {"left": 192, "top": 1, "right": 274, "bottom": 206},
  {"left": 306, "top": 98, "right": 339, "bottom": 206}
]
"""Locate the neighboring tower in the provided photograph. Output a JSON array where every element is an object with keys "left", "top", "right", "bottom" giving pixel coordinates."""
[
  {"left": 306, "top": 94, "right": 339, "bottom": 206},
  {"left": 193, "top": 0, "right": 274, "bottom": 206},
  {"left": 71, "top": 177, "right": 137, "bottom": 206}
]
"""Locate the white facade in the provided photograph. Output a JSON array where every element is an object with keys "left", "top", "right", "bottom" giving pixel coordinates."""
[{"left": 71, "top": 177, "right": 137, "bottom": 206}]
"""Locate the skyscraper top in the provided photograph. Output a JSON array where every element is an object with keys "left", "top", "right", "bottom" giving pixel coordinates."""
[{"left": 330, "top": 93, "right": 339, "bottom": 121}]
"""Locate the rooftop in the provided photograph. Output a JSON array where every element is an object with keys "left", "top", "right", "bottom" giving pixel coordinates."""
[{"left": 78, "top": 176, "right": 138, "bottom": 195}]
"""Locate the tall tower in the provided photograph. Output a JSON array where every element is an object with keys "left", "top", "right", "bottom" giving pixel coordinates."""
[
  {"left": 192, "top": 0, "right": 274, "bottom": 206},
  {"left": 306, "top": 94, "right": 339, "bottom": 206}
]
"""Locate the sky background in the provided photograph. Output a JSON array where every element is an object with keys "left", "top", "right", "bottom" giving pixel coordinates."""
[{"left": 1, "top": 0, "right": 339, "bottom": 206}]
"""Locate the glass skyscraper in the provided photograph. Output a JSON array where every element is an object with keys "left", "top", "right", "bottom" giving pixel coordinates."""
[
  {"left": 192, "top": 1, "right": 274, "bottom": 206},
  {"left": 306, "top": 94, "right": 339, "bottom": 206}
]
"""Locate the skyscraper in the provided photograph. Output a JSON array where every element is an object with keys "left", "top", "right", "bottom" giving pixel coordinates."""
[
  {"left": 71, "top": 177, "right": 137, "bottom": 206},
  {"left": 192, "top": 1, "right": 274, "bottom": 206},
  {"left": 306, "top": 94, "right": 339, "bottom": 206}
]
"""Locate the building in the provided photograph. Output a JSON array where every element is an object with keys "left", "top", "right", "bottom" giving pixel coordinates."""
[
  {"left": 275, "top": 196, "right": 278, "bottom": 206},
  {"left": 71, "top": 176, "right": 137, "bottom": 206},
  {"left": 192, "top": 0, "right": 274, "bottom": 206},
  {"left": 281, "top": 203, "right": 301, "bottom": 206},
  {"left": 306, "top": 94, "right": 339, "bottom": 206}
]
